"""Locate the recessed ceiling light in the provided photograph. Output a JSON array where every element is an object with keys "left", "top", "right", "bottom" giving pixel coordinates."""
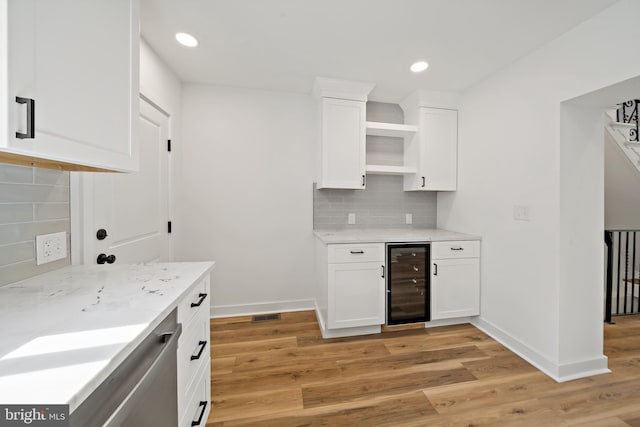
[
  {"left": 175, "top": 32, "right": 198, "bottom": 47},
  {"left": 410, "top": 61, "right": 429, "bottom": 73}
]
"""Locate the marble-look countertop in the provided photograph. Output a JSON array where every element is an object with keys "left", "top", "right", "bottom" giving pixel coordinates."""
[
  {"left": 0, "top": 262, "right": 214, "bottom": 412},
  {"left": 313, "top": 228, "right": 481, "bottom": 244}
]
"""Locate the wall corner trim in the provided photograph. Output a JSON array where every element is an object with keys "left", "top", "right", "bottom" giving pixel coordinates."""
[{"left": 471, "top": 317, "right": 610, "bottom": 383}]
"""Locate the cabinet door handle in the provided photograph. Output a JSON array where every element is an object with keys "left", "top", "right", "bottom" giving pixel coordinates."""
[
  {"left": 350, "top": 250, "right": 364, "bottom": 254},
  {"left": 381, "top": 265, "right": 385, "bottom": 278},
  {"left": 421, "top": 176, "right": 426, "bottom": 188},
  {"left": 190, "top": 340, "right": 208, "bottom": 361},
  {"left": 451, "top": 247, "right": 464, "bottom": 251},
  {"left": 191, "top": 293, "right": 207, "bottom": 308},
  {"left": 362, "top": 174, "right": 366, "bottom": 187},
  {"left": 191, "top": 401, "right": 208, "bottom": 426},
  {"left": 16, "top": 97, "right": 35, "bottom": 139},
  {"left": 433, "top": 263, "right": 438, "bottom": 276}
]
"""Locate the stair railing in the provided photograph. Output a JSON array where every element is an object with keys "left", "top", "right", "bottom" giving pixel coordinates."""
[
  {"left": 605, "top": 230, "right": 640, "bottom": 322},
  {"left": 617, "top": 99, "right": 639, "bottom": 142}
]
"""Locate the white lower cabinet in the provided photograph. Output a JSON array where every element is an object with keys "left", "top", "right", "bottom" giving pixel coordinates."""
[
  {"left": 316, "top": 242, "right": 385, "bottom": 336},
  {"left": 177, "top": 276, "right": 211, "bottom": 427},
  {"left": 328, "top": 261, "right": 385, "bottom": 329},
  {"left": 431, "top": 241, "right": 480, "bottom": 320}
]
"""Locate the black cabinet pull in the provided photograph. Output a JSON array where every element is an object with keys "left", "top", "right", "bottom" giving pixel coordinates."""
[
  {"left": 362, "top": 174, "right": 366, "bottom": 187},
  {"left": 451, "top": 247, "right": 464, "bottom": 251},
  {"left": 433, "top": 263, "right": 438, "bottom": 276},
  {"left": 191, "top": 293, "right": 207, "bottom": 308},
  {"left": 16, "top": 97, "right": 35, "bottom": 139},
  {"left": 421, "top": 176, "right": 426, "bottom": 188},
  {"left": 381, "top": 265, "right": 385, "bottom": 278},
  {"left": 191, "top": 340, "right": 208, "bottom": 361},
  {"left": 191, "top": 401, "right": 208, "bottom": 426},
  {"left": 350, "top": 250, "right": 364, "bottom": 254}
]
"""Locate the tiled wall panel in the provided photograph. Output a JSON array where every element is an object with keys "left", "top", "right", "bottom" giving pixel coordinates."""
[{"left": 0, "top": 164, "right": 70, "bottom": 286}]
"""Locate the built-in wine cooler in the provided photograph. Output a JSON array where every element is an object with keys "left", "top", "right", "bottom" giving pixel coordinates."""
[{"left": 386, "top": 243, "right": 430, "bottom": 325}]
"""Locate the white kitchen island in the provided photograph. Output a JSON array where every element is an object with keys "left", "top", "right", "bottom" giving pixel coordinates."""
[{"left": 0, "top": 262, "right": 214, "bottom": 422}]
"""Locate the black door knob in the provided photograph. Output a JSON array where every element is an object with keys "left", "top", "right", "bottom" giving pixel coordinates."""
[
  {"left": 96, "top": 229, "right": 108, "bottom": 240},
  {"left": 97, "top": 253, "right": 116, "bottom": 264}
]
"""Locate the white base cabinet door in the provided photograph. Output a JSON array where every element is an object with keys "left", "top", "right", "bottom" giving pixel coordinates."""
[
  {"left": 1, "top": 0, "right": 139, "bottom": 172},
  {"left": 431, "top": 258, "right": 480, "bottom": 320},
  {"left": 328, "top": 261, "right": 385, "bottom": 329}
]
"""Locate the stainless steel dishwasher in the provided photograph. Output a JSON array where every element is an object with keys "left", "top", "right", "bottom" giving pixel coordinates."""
[{"left": 70, "top": 308, "right": 182, "bottom": 427}]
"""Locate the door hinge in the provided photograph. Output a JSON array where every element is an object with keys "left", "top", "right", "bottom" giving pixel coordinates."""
[
  {"left": 167, "top": 139, "right": 172, "bottom": 152},
  {"left": 168, "top": 221, "right": 172, "bottom": 233}
]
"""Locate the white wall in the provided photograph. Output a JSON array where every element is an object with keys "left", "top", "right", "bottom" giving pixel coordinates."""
[
  {"left": 177, "top": 84, "right": 316, "bottom": 316},
  {"left": 605, "top": 130, "right": 640, "bottom": 229},
  {"left": 438, "top": 0, "right": 640, "bottom": 381}
]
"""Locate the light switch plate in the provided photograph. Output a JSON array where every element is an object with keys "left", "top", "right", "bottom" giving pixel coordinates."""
[
  {"left": 513, "top": 205, "right": 530, "bottom": 221},
  {"left": 36, "top": 231, "right": 68, "bottom": 265}
]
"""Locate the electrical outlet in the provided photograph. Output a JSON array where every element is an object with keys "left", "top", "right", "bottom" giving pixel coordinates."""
[
  {"left": 405, "top": 213, "right": 413, "bottom": 225},
  {"left": 36, "top": 231, "right": 67, "bottom": 265},
  {"left": 348, "top": 213, "right": 356, "bottom": 225},
  {"left": 513, "top": 205, "right": 530, "bottom": 221}
]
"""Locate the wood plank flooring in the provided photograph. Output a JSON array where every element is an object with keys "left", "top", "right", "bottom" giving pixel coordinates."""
[{"left": 207, "top": 312, "right": 640, "bottom": 426}]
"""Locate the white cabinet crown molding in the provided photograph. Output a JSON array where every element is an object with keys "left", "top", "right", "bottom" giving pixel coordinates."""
[
  {"left": 400, "top": 89, "right": 461, "bottom": 113},
  {"left": 312, "top": 77, "right": 375, "bottom": 102}
]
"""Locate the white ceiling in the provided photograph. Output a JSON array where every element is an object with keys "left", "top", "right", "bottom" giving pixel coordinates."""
[{"left": 141, "top": 0, "right": 619, "bottom": 102}]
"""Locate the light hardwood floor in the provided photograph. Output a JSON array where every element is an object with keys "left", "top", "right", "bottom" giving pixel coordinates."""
[{"left": 207, "top": 312, "right": 640, "bottom": 426}]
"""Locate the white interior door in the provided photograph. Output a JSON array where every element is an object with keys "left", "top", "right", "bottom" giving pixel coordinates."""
[{"left": 76, "top": 98, "right": 170, "bottom": 265}]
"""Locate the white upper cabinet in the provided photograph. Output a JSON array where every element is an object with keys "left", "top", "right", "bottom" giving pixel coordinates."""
[
  {"left": 401, "top": 91, "right": 459, "bottom": 191},
  {"left": 314, "top": 78, "right": 374, "bottom": 189},
  {"left": 0, "top": 0, "right": 139, "bottom": 172}
]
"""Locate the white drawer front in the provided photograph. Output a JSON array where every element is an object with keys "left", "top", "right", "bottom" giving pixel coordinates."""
[
  {"left": 179, "top": 362, "right": 211, "bottom": 427},
  {"left": 431, "top": 240, "right": 480, "bottom": 259},
  {"left": 328, "top": 243, "right": 385, "bottom": 263},
  {"left": 178, "top": 297, "right": 210, "bottom": 406},
  {"left": 178, "top": 276, "right": 209, "bottom": 327}
]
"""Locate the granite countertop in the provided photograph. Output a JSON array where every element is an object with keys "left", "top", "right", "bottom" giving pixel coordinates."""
[
  {"left": 0, "top": 262, "right": 214, "bottom": 412},
  {"left": 313, "top": 228, "right": 481, "bottom": 244}
]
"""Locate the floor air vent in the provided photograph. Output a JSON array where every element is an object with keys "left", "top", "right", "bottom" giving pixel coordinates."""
[{"left": 252, "top": 313, "right": 281, "bottom": 322}]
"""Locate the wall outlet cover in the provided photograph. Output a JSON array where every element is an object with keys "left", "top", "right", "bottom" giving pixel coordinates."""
[{"left": 36, "top": 231, "right": 68, "bottom": 265}]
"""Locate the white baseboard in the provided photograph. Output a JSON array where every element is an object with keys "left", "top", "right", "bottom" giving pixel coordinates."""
[
  {"left": 211, "top": 299, "right": 314, "bottom": 318},
  {"left": 472, "top": 317, "right": 610, "bottom": 382}
]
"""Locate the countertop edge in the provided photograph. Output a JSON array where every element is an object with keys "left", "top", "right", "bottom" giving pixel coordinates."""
[{"left": 312, "top": 229, "right": 482, "bottom": 244}]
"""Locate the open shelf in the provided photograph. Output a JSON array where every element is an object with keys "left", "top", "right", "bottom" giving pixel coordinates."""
[
  {"left": 366, "top": 164, "right": 417, "bottom": 175},
  {"left": 366, "top": 121, "right": 418, "bottom": 138}
]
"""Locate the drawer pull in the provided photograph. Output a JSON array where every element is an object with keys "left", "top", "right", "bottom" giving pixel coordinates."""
[
  {"left": 191, "top": 340, "right": 208, "bottom": 361},
  {"left": 191, "top": 401, "right": 208, "bottom": 426},
  {"left": 451, "top": 247, "right": 464, "bottom": 251},
  {"left": 350, "top": 250, "right": 364, "bottom": 254},
  {"left": 190, "top": 293, "right": 207, "bottom": 308}
]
